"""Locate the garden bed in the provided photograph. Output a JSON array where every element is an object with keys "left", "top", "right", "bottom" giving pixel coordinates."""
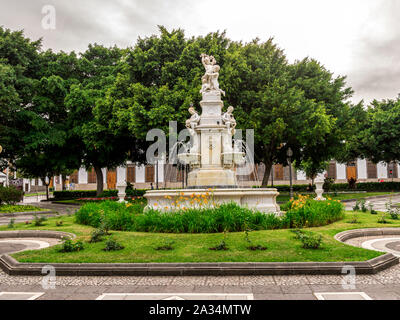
[{"left": 1, "top": 210, "right": 400, "bottom": 264}]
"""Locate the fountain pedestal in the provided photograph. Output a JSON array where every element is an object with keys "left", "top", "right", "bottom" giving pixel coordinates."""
[{"left": 145, "top": 188, "right": 281, "bottom": 214}]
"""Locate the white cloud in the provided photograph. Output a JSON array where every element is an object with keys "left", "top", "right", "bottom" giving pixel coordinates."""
[{"left": 0, "top": 0, "right": 398, "bottom": 103}]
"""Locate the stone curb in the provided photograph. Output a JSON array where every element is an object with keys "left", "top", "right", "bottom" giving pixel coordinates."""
[
  {"left": 0, "top": 253, "right": 396, "bottom": 276},
  {"left": 0, "top": 230, "right": 76, "bottom": 240},
  {"left": 340, "top": 193, "right": 400, "bottom": 203},
  {"left": 335, "top": 228, "right": 400, "bottom": 242},
  {"left": 0, "top": 227, "right": 397, "bottom": 276},
  {"left": 0, "top": 211, "right": 55, "bottom": 217}
]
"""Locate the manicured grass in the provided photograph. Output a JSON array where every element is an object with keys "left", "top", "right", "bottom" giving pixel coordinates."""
[
  {"left": 0, "top": 204, "right": 46, "bottom": 213},
  {"left": 24, "top": 192, "right": 48, "bottom": 197},
  {"left": 3, "top": 210, "right": 399, "bottom": 264},
  {"left": 277, "top": 192, "right": 396, "bottom": 203}
]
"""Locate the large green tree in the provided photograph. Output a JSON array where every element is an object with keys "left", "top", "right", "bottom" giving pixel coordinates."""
[
  {"left": 0, "top": 27, "right": 42, "bottom": 169},
  {"left": 65, "top": 44, "right": 139, "bottom": 195},
  {"left": 356, "top": 96, "right": 400, "bottom": 164}
]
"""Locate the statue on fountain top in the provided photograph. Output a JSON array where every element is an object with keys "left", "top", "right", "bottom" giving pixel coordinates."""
[
  {"left": 200, "top": 54, "right": 225, "bottom": 96},
  {"left": 222, "top": 106, "right": 237, "bottom": 135}
]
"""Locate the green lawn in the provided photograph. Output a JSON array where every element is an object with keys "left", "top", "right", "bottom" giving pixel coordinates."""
[
  {"left": 24, "top": 192, "right": 48, "bottom": 197},
  {"left": 2, "top": 210, "right": 399, "bottom": 264},
  {"left": 0, "top": 204, "right": 46, "bottom": 213},
  {"left": 277, "top": 192, "right": 397, "bottom": 203}
]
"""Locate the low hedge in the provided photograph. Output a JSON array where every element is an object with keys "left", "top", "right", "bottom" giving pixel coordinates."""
[
  {"left": 53, "top": 189, "right": 147, "bottom": 200},
  {"left": 258, "top": 182, "right": 400, "bottom": 192},
  {"left": 75, "top": 199, "right": 344, "bottom": 234},
  {"left": 0, "top": 186, "right": 24, "bottom": 205}
]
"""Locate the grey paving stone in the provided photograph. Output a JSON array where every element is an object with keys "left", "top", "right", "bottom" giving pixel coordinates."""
[
  {"left": 222, "top": 286, "right": 252, "bottom": 293},
  {"left": 280, "top": 285, "right": 313, "bottom": 294},
  {"left": 251, "top": 294, "right": 287, "bottom": 300},
  {"left": 251, "top": 285, "right": 283, "bottom": 294},
  {"left": 364, "top": 291, "right": 400, "bottom": 300}
]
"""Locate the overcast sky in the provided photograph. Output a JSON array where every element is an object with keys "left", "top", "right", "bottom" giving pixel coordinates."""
[{"left": 0, "top": 0, "right": 399, "bottom": 103}]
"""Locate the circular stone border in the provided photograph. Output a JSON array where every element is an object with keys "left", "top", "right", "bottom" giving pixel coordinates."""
[
  {"left": 335, "top": 228, "right": 400, "bottom": 243},
  {"left": 0, "top": 228, "right": 397, "bottom": 276},
  {"left": 0, "top": 230, "right": 76, "bottom": 240},
  {"left": 0, "top": 239, "right": 52, "bottom": 254}
]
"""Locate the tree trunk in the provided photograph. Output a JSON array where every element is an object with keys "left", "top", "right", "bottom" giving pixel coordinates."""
[
  {"left": 94, "top": 166, "right": 104, "bottom": 197},
  {"left": 261, "top": 160, "right": 273, "bottom": 187}
]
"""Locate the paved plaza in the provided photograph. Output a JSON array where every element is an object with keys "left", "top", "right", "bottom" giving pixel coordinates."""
[{"left": 2, "top": 264, "right": 400, "bottom": 300}]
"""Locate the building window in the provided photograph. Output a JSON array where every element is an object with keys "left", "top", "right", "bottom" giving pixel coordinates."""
[
  {"left": 127, "top": 165, "right": 136, "bottom": 183},
  {"left": 88, "top": 168, "right": 96, "bottom": 184},
  {"left": 274, "top": 164, "right": 284, "bottom": 181},
  {"left": 327, "top": 161, "right": 337, "bottom": 179},
  {"left": 366, "top": 160, "right": 377, "bottom": 179},
  {"left": 145, "top": 165, "right": 155, "bottom": 183},
  {"left": 388, "top": 162, "right": 398, "bottom": 179},
  {"left": 70, "top": 171, "right": 79, "bottom": 184}
]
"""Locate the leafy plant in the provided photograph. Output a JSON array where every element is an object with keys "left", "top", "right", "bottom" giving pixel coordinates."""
[
  {"left": 378, "top": 213, "right": 390, "bottom": 224},
  {"left": 300, "top": 233, "right": 323, "bottom": 249},
  {"left": 348, "top": 214, "right": 360, "bottom": 224},
  {"left": 385, "top": 199, "right": 399, "bottom": 220},
  {"left": 155, "top": 239, "right": 175, "bottom": 251},
  {"left": 7, "top": 218, "right": 15, "bottom": 229},
  {"left": 33, "top": 214, "right": 47, "bottom": 226},
  {"left": 89, "top": 228, "right": 107, "bottom": 243},
  {"left": 0, "top": 186, "right": 23, "bottom": 205},
  {"left": 55, "top": 220, "right": 63, "bottom": 227},
  {"left": 103, "top": 239, "right": 124, "bottom": 251},
  {"left": 291, "top": 229, "right": 323, "bottom": 249},
  {"left": 209, "top": 240, "right": 228, "bottom": 251},
  {"left": 58, "top": 239, "right": 84, "bottom": 252}
]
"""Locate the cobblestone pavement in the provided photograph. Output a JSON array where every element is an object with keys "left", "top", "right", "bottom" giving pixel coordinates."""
[{"left": 1, "top": 264, "right": 400, "bottom": 300}]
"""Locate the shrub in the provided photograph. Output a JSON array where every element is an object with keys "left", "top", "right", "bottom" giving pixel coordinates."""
[
  {"left": 300, "top": 233, "right": 323, "bottom": 249},
  {"left": 76, "top": 198, "right": 344, "bottom": 234},
  {"left": 154, "top": 239, "right": 175, "bottom": 251},
  {"left": 378, "top": 214, "right": 390, "bottom": 224},
  {"left": 89, "top": 228, "right": 107, "bottom": 243},
  {"left": 55, "top": 220, "right": 63, "bottom": 227},
  {"left": 292, "top": 229, "right": 323, "bottom": 249},
  {"left": 75, "top": 201, "right": 141, "bottom": 231},
  {"left": 33, "top": 214, "right": 47, "bottom": 226},
  {"left": 0, "top": 186, "right": 23, "bottom": 205},
  {"left": 282, "top": 195, "right": 344, "bottom": 229},
  {"left": 103, "top": 239, "right": 124, "bottom": 251},
  {"left": 59, "top": 239, "right": 84, "bottom": 252},
  {"left": 209, "top": 241, "right": 228, "bottom": 251},
  {"left": 7, "top": 218, "right": 15, "bottom": 229},
  {"left": 134, "top": 203, "right": 283, "bottom": 233}
]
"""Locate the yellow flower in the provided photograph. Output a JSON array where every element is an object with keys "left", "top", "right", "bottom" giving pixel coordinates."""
[{"left": 154, "top": 203, "right": 158, "bottom": 206}]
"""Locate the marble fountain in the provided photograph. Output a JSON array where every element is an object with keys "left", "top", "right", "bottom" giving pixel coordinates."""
[{"left": 144, "top": 54, "right": 280, "bottom": 214}]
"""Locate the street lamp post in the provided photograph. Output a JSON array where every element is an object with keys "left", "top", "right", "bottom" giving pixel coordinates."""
[{"left": 287, "top": 147, "right": 294, "bottom": 200}]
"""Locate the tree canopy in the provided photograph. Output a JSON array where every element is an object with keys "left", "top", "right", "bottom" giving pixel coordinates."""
[{"left": 1, "top": 25, "right": 380, "bottom": 193}]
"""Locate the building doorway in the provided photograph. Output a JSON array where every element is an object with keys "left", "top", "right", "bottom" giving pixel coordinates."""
[
  {"left": 107, "top": 169, "right": 117, "bottom": 190},
  {"left": 346, "top": 162, "right": 357, "bottom": 180}
]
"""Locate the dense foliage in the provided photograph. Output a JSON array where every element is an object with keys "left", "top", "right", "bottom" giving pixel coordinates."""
[
  {"left": 0, "top": 26, "right": 357, "bottom": 191},
  {"left": 75, "top": 199, "right": 344, "bottom": 234},
  {"left": 0, "top": 186, "right": 23, "bottom": 205}
]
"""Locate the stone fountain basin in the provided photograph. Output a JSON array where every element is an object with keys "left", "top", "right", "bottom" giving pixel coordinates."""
[
  {"left": 177, "top": 153, "right": 200, "bottom": 165},
  {"left": 221, "top": 152, "right": 245, "bottom": 165},
  {"left": 144, "top": 188, "right": 281, "bottom": 215}
]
